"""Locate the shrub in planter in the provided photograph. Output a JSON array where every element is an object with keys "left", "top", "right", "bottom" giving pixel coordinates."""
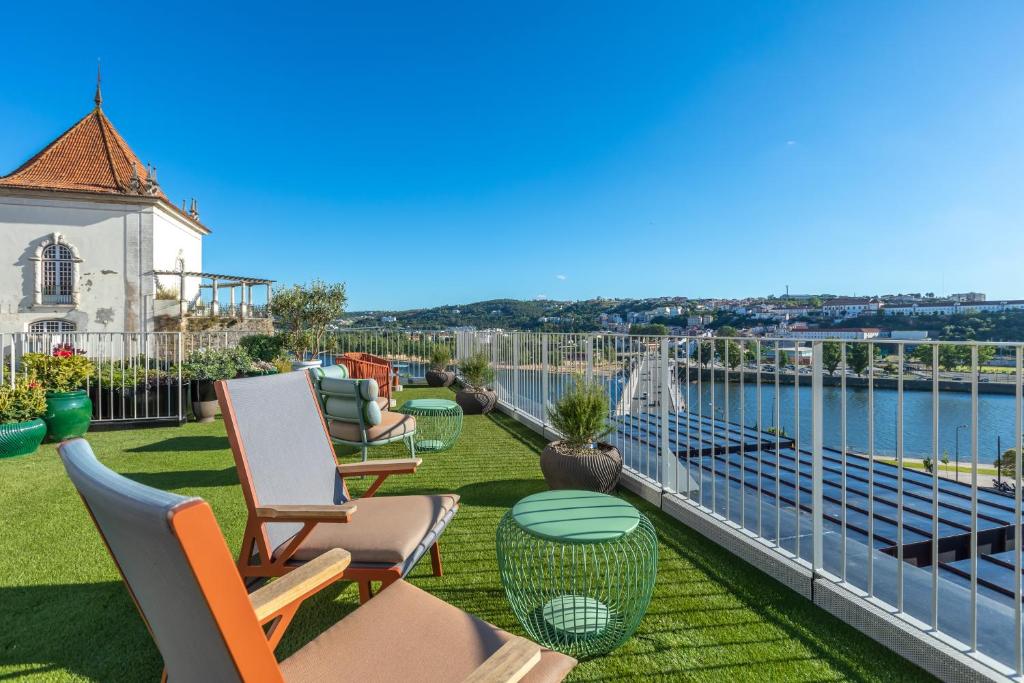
[
  {"left": 179, "top": 348, "right": 253, "bottom": 422},
  {"left": 269, "top": 280, "right": 347, "bottom": 369},
  {"left": 239, "top": 333, "right": 287, "bottom": 362},
  {"left": 540, "top": 376, "right": 622, "bottom": 493},
  {"left": 425, "top": 345, "right": 455, "bottom": 387},
  {"left": 0, "top": 376, "right": 48, "bottom": 457},
  {"left": 89, "top": 364, "right": 184, "bottom": 420},
  {"left": 455, "top": 352, "right": 496, "bottom": 415},
  {"left": 22, "top": 347, "right": 95, "bottom": 441}
]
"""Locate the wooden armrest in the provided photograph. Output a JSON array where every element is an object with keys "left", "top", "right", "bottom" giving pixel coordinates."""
[
  {"left": 250, "top": 549, "right": 351, "bottom": 623},
  {"left": 461, "top": 636, "right": 542, "bottom": 683},
  {"left": 337, "top": 458, "right": 422, "bottom": 477},
  {"left": 255, "top": 503, "right": 357, "bottom": 522}
]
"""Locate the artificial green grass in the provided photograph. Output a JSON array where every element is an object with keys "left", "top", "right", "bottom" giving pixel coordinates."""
[{"left": 0, "top": 386, "right": 935, "bottom": 682}]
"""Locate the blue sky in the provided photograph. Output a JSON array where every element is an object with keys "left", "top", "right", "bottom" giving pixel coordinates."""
[{"left": 1, "top": 2, "right": 1021, "bottom": 310}]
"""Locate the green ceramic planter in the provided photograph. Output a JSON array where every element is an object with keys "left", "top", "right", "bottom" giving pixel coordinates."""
[
  {"left": 0, "top": 418, "right": 47, "bottom": 458},
  {"left": 43, "top": 390, "right": 93, "bottom": 441}
]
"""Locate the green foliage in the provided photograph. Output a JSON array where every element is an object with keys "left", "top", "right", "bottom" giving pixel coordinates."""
[
  {"left": 179, "top": 348, "right": 254, "bottom": 381},
  {"left": 547, "top": 376, "right": 613, "bottom": 448},
  {"left": 0, "top": 376, "right": 47, "bottom": 423},
  {"left": 21, "top": 353, "right": 95, "bottom": 393},
  {"left": 428, "top": 345, "right": 453, "bottom": 371},
  {"left": 155, "top": 284, "right": 179, "bottom": 300},
  {"left": 459, "top": 352, "right": 494, "bottom": 388},
  {"left": 778, "top": 350, "right": 791, "bottom": 367},
  {"left": 822, "top": 342, "right": 842, "bottom": 376},
  {"left": 922, "top": 456, "right": 933, "bottom": 474},
  {"left": 690, "top": 340, "right": 714, "bottom": 367},
  {"left": 941, "top": 450, "right": 950, "bottom": 466},
  {"left": 846, "top": 344, "right": 877, "bottom": 376},
  {"left": 629, "top": 323, "right": 668, "bottom": 336},
  {"left": 239, "top": 334, "right": 286, "bottom": 362},
  {"left": 270, "top": 279, "right": 347, "bottom": 359},
  {"left": 997, "top": 448, "right": 1018, "bottom": 478}
]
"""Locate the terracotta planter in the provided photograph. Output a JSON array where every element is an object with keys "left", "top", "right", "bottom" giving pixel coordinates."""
[
  {"left": 540, "top": 441, "right": 623, "bottom": 494},
  {"left": 455, "top": 387, "right": 497, "bottom": 415},
  {"left": 425, "top": 369, "right": 455, "bottom": 387},
  {"left": 190, "top": 380, "right": 220, "bottom": 423},
  {"left": 0, "top": 418, "right": 47, "bottom": 458},
  {"left": 43, "top": 390, "right": 92, "bottom": 441}
]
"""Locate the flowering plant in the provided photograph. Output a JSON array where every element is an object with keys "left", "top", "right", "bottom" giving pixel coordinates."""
[
  {"left": 22, "top": 353, "right": 95, "bottom": 393},
  {"left": 52, "top": 342, "right": 86, "bottom": 358},
  {"left": 0, "top": 376, "right": 47, "bottom": 424}
]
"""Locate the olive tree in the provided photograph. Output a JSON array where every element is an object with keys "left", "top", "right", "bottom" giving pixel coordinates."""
[{"left": 269, "top": 279, "right": 347, "bottom": 360}]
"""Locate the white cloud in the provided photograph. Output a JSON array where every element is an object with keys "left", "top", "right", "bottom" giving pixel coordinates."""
[
  {"left": 535, "top": 294, "right": 548, "bottom": 300},
  {"left": 555, "top": 274, "right": 567, "bottom": 280},
  {"left": 786, "top": 140, "right": 797, "bottom": 146}
]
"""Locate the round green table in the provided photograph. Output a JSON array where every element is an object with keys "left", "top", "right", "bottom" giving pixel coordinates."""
[
  {"left": 397, "top": 398, "right": 463, "bottom": 452},
  {"left": 496, "top": 490, "right": 658, "bottom": 658}
]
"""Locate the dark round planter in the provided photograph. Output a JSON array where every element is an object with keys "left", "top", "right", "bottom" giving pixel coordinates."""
[
  {"left": 0, "top": 418, "right": 47, "bottom": 458},
  {"left": 455, "top": 387, "right": 497, "bottom": 415},
  {"left": 43, "top": 390, "right": 93, "bottom": 441},
  {"left": 540, "top": 441, "right": 623, "bottom": 494},
  {"left": 191, "top": 380, "right": 220, "bottom": 423},
  {"left": 425, "top": 369, "right": 455, "bottom": 388}
]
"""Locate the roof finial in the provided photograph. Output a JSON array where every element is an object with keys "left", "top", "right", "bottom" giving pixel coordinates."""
[{"left": 94, "top": 61, "right": 103, "bottom": 108}]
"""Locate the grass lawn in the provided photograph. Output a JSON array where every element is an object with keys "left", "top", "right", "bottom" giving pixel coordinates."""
[
  {"left": 0, "top": 386, "right": 935, "bottom": 682},
  {"left": 880, "top": 458, "right": 999, "bottom": 476}
]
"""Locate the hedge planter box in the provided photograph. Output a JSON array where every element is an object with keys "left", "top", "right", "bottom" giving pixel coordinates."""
[
  {"left": 0, "top": 418, "right": 47, "bottom": 458},
  {"left": 89, "top": 384, "right": 185, "bottom": 420},
  {"left": 43, "top": 390, "right": 93, "bottom": 441},
  {"left": 540, "top": 441, "right": 623, "bottom": 494},
  {"left": 425, "top": 369, "right": 455, "bottom": 388},
  {"left": 455, "top": 387, "right": 497, "bottom": 415}
]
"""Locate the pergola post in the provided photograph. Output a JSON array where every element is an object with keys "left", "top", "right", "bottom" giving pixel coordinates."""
[
  {"left": 229, "top": 286, "right": 236, "bottom": 315},
  {"left": 240, "top": 282, "right": 249, "bottom": 319},
  {"left": 178, "top": 271, "right": 187, "bottom": 318},
  {"left": 211, "top": 278, "right": 220, "bottom": 315}
]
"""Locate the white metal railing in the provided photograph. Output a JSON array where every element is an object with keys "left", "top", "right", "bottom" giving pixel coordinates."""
[{"left": 455, "top": 329, "right": 1024, "bottom": 680}]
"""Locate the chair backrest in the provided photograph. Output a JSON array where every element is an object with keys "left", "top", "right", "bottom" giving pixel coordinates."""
[
  {"left": 338, "top": 352, "right": 392, "bottom": 400},
  {"left": 319, "top": 376, "right": 382, "bottom": 428},
  {"left": 216, "top": 372, "right": 346, "bottom": 550},
  {"left": 58, "top": 439, "right": 281, "bottom": 682}
]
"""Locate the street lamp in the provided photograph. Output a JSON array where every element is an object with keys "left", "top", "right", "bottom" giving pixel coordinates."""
[{"left": 955, "top": 423, "right": 969, "bottom": 483}]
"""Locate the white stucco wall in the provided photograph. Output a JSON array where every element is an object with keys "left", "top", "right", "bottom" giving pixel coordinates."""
[{"left": 0, "top": 192, "right": 207, "bottom": 333}]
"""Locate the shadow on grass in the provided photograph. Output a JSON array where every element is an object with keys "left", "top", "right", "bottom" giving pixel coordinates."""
[
  {"left": 0, "top": 582, "right": 161, "bottom": 681},
  {"left": 124, "top": 435, "right": 230, "bottom": 453},
  {"left": 122, "top": 467, "right": 238, "bottom": 489},
  {"left": 485, "top": 411, "right": 548, "bottom": 451},
  {"left": 456, "top": 478, "right": 546, "bottom": 508}
]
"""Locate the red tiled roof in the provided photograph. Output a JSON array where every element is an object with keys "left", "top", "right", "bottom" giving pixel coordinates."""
[{"left": 0, "top": 107, "right": 166, "bottom": 199}]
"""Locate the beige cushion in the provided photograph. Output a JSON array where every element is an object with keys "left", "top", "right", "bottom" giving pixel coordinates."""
[
  {"left": 278, "top": 494, "right": 459, "bottom": 564},
  {"left": 328, "top": 411, "right": 415, "bottom": 443},
  {"left": 280, "top": 579, "right": 576, "bottom": 683},
  {"left": 375, "top": 396, "right": 389, "bottom": 411}
]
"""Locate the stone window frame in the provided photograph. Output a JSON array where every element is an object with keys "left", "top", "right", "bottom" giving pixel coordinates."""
[
  {"left": 31, "top": 232, "right": 83, "bottom": 307},
  {"left": 28, "top": 319, "right": 76, "bottom": 333}
]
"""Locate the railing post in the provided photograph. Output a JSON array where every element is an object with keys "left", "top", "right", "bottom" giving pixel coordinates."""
[
  {"left": 585, "top": 334, "right": 594, "bottom": 384},
  {"left": 541, "top": 334, "right": 550, "bottom": 431},
  {"left": 512, "top": 332, "right": 521, "bottom": 414},
  {"left": 660, "top": 337, "right": 672, "bottom": 490},
  {"left": 811, "top": 341, "right": 824, "bottom": 572}
]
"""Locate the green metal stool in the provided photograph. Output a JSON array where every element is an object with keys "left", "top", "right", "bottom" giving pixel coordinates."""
[
  {"left": 496, "top": 490, "right": 657, "bottom": 658},
  {"left": 397, "top": 398, "right": 463, "bottom": 452}
]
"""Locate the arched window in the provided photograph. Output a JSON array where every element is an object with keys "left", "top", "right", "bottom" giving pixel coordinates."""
[
  {"left": 42, "top": 243, "right": 74, "bottom": 304},
  {"left": 32, "top": 233, "right": 81, "bottom": 307},
  {"left": 29, "top": 319, "right": 75, "bottom": 333}
]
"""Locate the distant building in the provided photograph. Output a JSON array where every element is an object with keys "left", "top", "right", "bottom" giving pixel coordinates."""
[
  {"left": 822, "top": 298, "right": 881, "bottom": 319},
  {"left": 950, "top": 292, "right": 986, "bottom": 303},
  {"left": 787, "top": 327, "right": 881, "bottom": 341},
  {"left": 885, "top": 300, "right": 1024, "bottom": 316},
  {"left": 888, "top": 330, "right": 929, "bottom": 341}
]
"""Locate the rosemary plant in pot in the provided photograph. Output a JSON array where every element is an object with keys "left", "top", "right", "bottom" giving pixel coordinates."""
[
  {"left": 425, "top": 345, "right": 455, "bottom": 387},
  {"left": 455, "top": 351, "right": 496, "bottom": 414},
  {"left": 22, "top": 344, "right": 96, "bottom": 441},
  {"left": 0, "top": 376, "right": 47, "bottom": 457},
  {"left": 541, "top": 376, "right": 622, "bottom": 493}
]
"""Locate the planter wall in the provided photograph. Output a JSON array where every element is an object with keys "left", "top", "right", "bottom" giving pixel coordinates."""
[
  {"left": 425, "top": 369, "right": 455, "bottom": 387},
  {"left": 456, "top": 387, "right": 497, "bottom": 415},
  {"left": 540, "top": 441, "right": 623, "bottom": 494},
  {"left": 89, "top": 384, "right": 184, "bottom": 420},
  {"left": 0, "top": 418, "right": 47, "bottom": 458},
  {"left": 43, "top": 390, "right": 93, "bottom": 441}
]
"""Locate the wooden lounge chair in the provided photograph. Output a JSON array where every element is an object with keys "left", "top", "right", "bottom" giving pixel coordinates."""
[
  {"left": 338, "top": 351, "right": 395, "bottom": 403},
  {"left": 215, "top": 371, "right": 457, "bottom": 601},
  {"left": 57, "top": 439, "right": 577, "bottom": 682},
  {"left": 309, "top": 370, "right": 416, "bottom": 460}
]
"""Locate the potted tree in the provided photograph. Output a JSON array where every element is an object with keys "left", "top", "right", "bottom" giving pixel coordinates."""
[
  {"left": 540, "top": 377, "right": 622, "bottom": 493},
  {"left": 425, "top": 345, "right": 455, "bottom": 387},
  {"left": 0, "top": 376, "right": 47, "bottom": 457},
  {"left": 268, "top": 280, "right": 347, "bottom": 370},
  {"left": 22, "top": 345, "right": 95, "bottom": 441},
  {"left": 180, "top": 348, "right": 252, "bottom": 422},
  {"left": 455, "top": 351, "right": 496, "bottom": 414}
]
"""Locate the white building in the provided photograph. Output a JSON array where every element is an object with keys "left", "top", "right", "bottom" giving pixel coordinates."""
[
  {"left": 821, "top": 297, "right": 881, "bottom": 319},
  {"left": 0, "top": 82, "right": 270, "bottom": 334},
  {"left": 884, "top": 300, "right": 1024, "bottom": 317},
  {"left": 787, "top": 327, "right": 881, "bottom": 341}
]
